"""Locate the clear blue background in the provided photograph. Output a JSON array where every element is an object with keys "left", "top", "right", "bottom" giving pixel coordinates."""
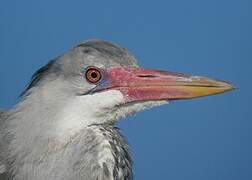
[{"left": 0, "top": 0, "right": 251, "bottom": 179}]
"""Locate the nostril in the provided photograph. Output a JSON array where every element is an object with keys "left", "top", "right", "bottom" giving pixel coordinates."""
[{"left": 138, "top": 74, "right": 158, "bottom": 78}]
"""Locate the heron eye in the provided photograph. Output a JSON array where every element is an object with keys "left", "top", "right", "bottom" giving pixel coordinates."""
[{"left": 85, "top": 67, "right": 102, "bottom": 84}]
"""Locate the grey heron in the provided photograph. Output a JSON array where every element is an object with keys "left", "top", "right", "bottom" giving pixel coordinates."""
[{"left": 0, "top": 40, "right": 234, "bottom": 180}]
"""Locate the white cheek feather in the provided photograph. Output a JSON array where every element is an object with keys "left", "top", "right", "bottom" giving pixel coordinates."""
[
  {"left": 109, "top": 100, "right": 168, "bottom": 121},
  {"left": 52, "top": 89, "right": 168, "bottom": 141},
  {"left": 54, "top": 90, "right": 125, "bottom": 138}
]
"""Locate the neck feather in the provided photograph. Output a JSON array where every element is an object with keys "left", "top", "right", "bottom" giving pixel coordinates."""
[{"left": 7, "top": 119, "right": 133, "bottom": 180}]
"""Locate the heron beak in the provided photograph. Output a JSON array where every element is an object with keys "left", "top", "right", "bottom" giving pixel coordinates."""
[{"left": 103, "top": 67, "right": 235, "bottom": 102}]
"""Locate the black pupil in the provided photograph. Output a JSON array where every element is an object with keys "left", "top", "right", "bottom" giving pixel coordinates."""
[{"left": 91, "top": 71, "right": 98, "bottom": 79}]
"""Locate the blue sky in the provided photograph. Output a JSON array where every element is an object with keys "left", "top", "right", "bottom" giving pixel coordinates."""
[{"left": 0, "top": 0, "right": 251, "bottom": 179}]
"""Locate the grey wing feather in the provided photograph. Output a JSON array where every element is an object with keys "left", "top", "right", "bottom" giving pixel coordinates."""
[{"left": 0, "top": 109, "right": 10, "bottom": 180}]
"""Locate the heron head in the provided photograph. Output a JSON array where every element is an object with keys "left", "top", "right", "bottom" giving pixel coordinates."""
[{"left": 21, "top": 40, "right": 234, "bottom": 138}]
